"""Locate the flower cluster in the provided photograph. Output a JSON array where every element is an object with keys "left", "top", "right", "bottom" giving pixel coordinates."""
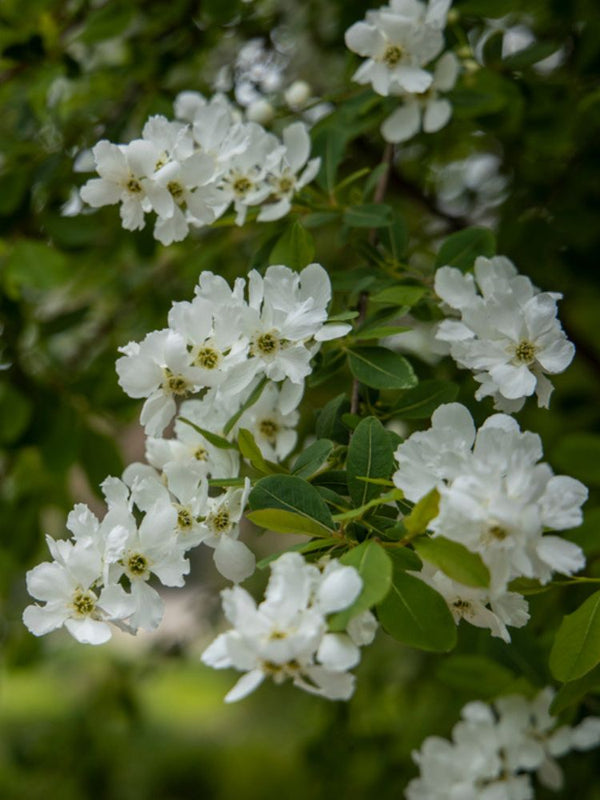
[
  {"left": 201, "top": 552, "right": 377, "bottom": 702},
  {"left": 116, "top": 262, "right": 350, "bottom": 437},
  {"left": 80, "top": 93, "right": 320, "bottom": 244},
  {"left": 345, "top": 0, "right": 459, "bottom": 143},
  {"left": 394, "top": 403, "right": 587, "bottom": 640},
  {"left": 23, "top": 263, "right": 350, "bottom": 643},
  {"left": 435, "top": 256, "right": 575, "bottom": 412},
  {"left": 406, "top": 689, "right": 600, "bottom": 799}
]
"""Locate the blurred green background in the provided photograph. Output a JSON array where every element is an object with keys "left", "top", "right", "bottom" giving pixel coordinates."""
[{"left": 1, "top": 0, "right": 600, "bottom": 797}]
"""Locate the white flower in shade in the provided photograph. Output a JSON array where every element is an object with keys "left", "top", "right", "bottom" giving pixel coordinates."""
[
  {"left": 435, "top": 256, "right": 575, "bottom": 411},
  {"left": 23, "top": 538, "right": 134, "bottom": 645},
  {"left": 116, "top": 329, "right": 224, "bottom": 436},
  {"left": 345, "top": 0, "right": 451, "bottom": 96},
  {"left": 217, "top": 123, "right": 283, "bottom": 225},
  {"left": 80, "top": 139, "right": 158, "bottom": 230},
  {"left": 235, "top": 381, "right": 300, "bottom": 462},
  {"left": 201, "top": 552, "right": 365, "bottom": 702},
  {"left": 193, "top": 479, "right": 255, "bottom": 583},
  {"left": 407, "top": 689, "right": 600, "bottom": 800},
  {"left": 381, "top": 50, "right": 459, "bottom": 143},
  {"left": 394, "top": 404, "right": 588, "bottom": 592},
  {"left": 107, "top": 498, "right": 191, "bottom": 631},
  {"left": 257, "top": 122, "right": 321, "bottom": 222},
  {"left": 146, "top": 406, "right": 240, "bottom": 481},
  {"left": 415, "top": 562, "right": 529, "bottom": 642}
]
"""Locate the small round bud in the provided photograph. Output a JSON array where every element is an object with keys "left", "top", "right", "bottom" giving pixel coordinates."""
[
  {"left": 284, "top": 80, "right": 311, "bottom": 110},
  {"left": 246, "top": 98, "right": 275, "bottom": 124}
]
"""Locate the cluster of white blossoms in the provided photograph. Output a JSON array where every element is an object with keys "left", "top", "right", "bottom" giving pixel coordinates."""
[
  {"left": 116, "top": 262, "right": 350, "bottom": 438},
  {"left": 394, "top": 403, "right": 587, "bottom": 641},
  {"left": 435, "top": 256, "right": 575, "bottom": 412},
  {"left": 406, "top": 688, "right": 600, "bottom": 799},
  {"left": 79, "top": 92, "right": 320, "bottom": 244},
  {"left": 201, "top": 552, "right": 377, "bottom": 702},
  {"left": 23, "top": 263, "right": 351, "bottom": 642},
  {"left": 345, "top": 0, "right": 459, "bottom": 143}
]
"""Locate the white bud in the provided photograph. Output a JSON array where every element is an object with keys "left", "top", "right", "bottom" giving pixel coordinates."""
[
  {"left": 284, "top": 80, "right": 311, "bottom": 110},
  {"left": 246, "top": 98, "right": 275, "bottom": 124}
]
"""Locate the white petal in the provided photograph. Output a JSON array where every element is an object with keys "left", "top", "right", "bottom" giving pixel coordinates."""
[
  {"left": 381, "top": 102, "right": 422, "bottom": 144},
  {"left": 214, "top": 537, "right": 256, "bottom": 583},
  {"left": 64, "top": 617, "right": 112, "bottom": 645},
  {"left": 423, "top": 98, "right": 452, "bottom": 133},
  {"left": 79, "top": 178, "right": 122, "bottom": 207},
  {"left": 317, "top": 633, "right": 361, "bottom": 670},
  {"left": 224, "top": 669, "right": 265, "bottom": 702}
]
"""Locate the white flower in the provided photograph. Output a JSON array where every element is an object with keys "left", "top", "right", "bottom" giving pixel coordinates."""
[
  {"left": 80, "top": 139, "right": 158, "bottom": 230},
  {"left": 415, "top": 562, "right": 529, "bottom": 642},
  {"left": 201, "top": 552, "right": 368, "bottom": 702},
  {"left": 407, "top": 689, "right": 600, "bottom": 800},
  {"left": 257, "top": 122, "right": 321, "bottom": 222},
  {"left": 345, "top": 0, "right": 450, "bottom": 96},
  {"left": 381, "top": 50, "right": 459, "bottom": 143},
  {"left": 235, "top": 382, "right": 300, "bottom": 462},
  {"left": 435, "top": 256, "right": 575, "bottom": 411},
  {"left": 116, "top": 329, "right": 225, "bottom": 436},
  {"left": 193, "top": 479, "right": 255, "bottom": 583},
  {"left": 394, "top": 404, "right": 588, "bottom": 591},
  {"left": 23, "top": 538, "right": 134, "bottom": 645}
]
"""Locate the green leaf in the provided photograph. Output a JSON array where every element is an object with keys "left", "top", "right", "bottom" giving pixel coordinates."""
[
  {"left": 403, "top": 489, "right": 440, "bottom": 536},
  {"left": 246, "top": 509, "right": 335, "bottom": 538},
  {"left": 4, "top": 241, "right": 71, "bottom": 297},
  {"left": 550, "top": 591, "right": 600, "bottom": 682},
  {"left": 436, "top": 655, "right": 517, "bottom": 697},
  {"left": 178, "top": 417, "right": 237, "bottom": 450},
  {"left": 269, "top": 220, "right": 315, "bottom": 271},
  {"left": 292, "top": 439, "right": 334, "bottom": 479},
  {"left": 77, "top": 2, "right": 135, "bottom": 43},
  {"left": 257, "top": 537, "right": 341, "bottom": 570},
  {"left": 370, "top": 285, "right": 426, "bottom": 307},
  {"left": 333, "top": 489, "right": 404, "bottom": 523},
  {"left": 223, "top": 377, "right": 267, "bottom": 436},
  {"left": 414, "top": 536, "right": 490, "bottom": 588},
  {"left": 248, "top": 474, "right": 335, "bottom": 531},
  {"left": 343, "top": 203, "right": 393, "bottom": 228},
  {"left": 387, "top": 547, "right": 422, "bottom": 571},
  {"left": 0, "top": 383, "right": 32, "bottom": 444},
  {"left": 377, "top": 567, "right": 457, "bottom": 652},
  {"left": 353, "top": 325, "right": 410, "bottom": 341},
  {"left": 347, "top": 417, "right": 394, "bottom": 508},
  {"left": 549, "top": 664, "right": 600, "bottom": 715},
  {"left": 552, "top": 434, "right": 600, "bottom": 486},
  {"left": 316, "top": 394, "right": 351, "bottom": 443},
  {"left": 502, "top": 41, "right": 560, "bottom": 69},
  {"left": 302, "top": 211, "right": 341, "bottom": 228},
  {"left": 347, "top": 347, "right": 417, "bottom": 390},
  {"left": 329, "top": 541, "right": 393, "bottom": 631},
  {"left": 380, "top": 210, "right": 409, "bottom": 261},
  {"left": 391, "top": 380, "right": 459, "bottom": 419},
  {"left": 435, "top": 227, "right": 496, "bottom": 271},
  {"left": 238, "top": 429, "right": 286, "bottom": 475}
]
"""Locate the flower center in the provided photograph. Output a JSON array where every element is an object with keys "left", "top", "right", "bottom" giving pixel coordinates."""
[
  {"left": 488, "top": 524, "right": 508, "bottom": 541},
  {"left": 177, "top": 507, "right": 194, "bottom": 531},
  {"left": 194, "top": 347, "right": 221, "bottom": 370},
  {"left": 253, "top": 331, "right": 280, "bottom": 358},
  {"left": 513, "top": 340, "right": 537, "bottom": 364},
  {"left": 233, "top": 176, "right": 252, "bottom": 197},
  {"left": 194, "top": 446, "right": 208, "bottom": 461},
  {"left": 383, "top": 44, "right": 403, "bottom": 67},
  {"left": 167, "top": 180, "right": 185, "bottom": 201},
  {"left": 126, "top": 177, "right": 142, "bottom": 194},
  {"left": 207, "top": 508, "right": 231, "bottom": 534},
  {"left": 127, "top": 552, "right": 149, "bottom": 578},
  {"left": 71, "top": 590, "right": 96, "bottom": 617},
  {"left": 162, "top": 368, "right": 190, "bottom": 396},
  {"left": 277, "top": 175, "right": 295, "bottom": 194},
  {"left": 259, "top": 418, "right": 279, "bottom": 442}
]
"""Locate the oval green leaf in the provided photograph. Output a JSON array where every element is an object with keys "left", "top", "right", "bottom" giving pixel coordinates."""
[
  {"left": 347, "top": 347, "right": 417, "bottom": 390},
  {"left": 550, "top": 590, "right": 600, "bottom": 682}
]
